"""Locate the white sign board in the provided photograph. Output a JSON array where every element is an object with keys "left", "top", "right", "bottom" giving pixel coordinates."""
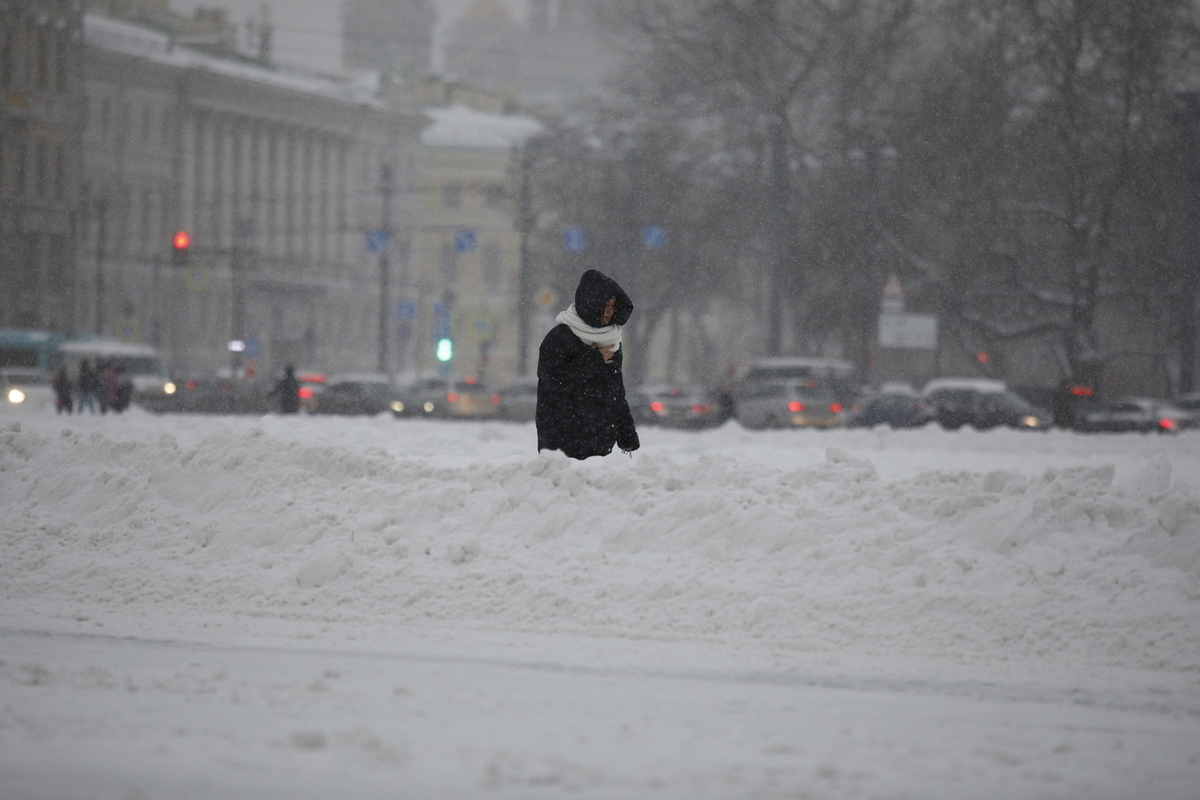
[{"left": 878, "top": 313, "right": 938, "bottom": 350}]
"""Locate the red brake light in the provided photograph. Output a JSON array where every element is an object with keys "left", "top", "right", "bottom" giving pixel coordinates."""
[
  {"left": 298, "top": 387, "right": 314, "bottom": 399},
  {"left": 298, "top": 373, "right": 326, "bottom": 384},
  {"left": 185, "top": 380, "right": 196, "bottom": 390},
  {"left": 691, "top": 404, "right": 710, "bottom": 414},
  {"left": 829, "top": 402, "right": 843, "bottom": 413},
  {"left": 447, "top": 392, "right": 459, "bottom": 403},
  {"left": 788, "top": 401, "right": 805, "bottom": 413},
  {"left": 1161, "top": 417, "right": 1177, "bottom": 431},
  {"left": 465, "top": 377, "right": 477, "bottom": 385},
  {"left": 491, "top": 394, "right": 501, "bottom": 404},
  {"left": 1070, "top": 386, "right": 1094, "bottom": 396},
  {"left": 650, "top": 401, "right": 665, "bottom": 413}
]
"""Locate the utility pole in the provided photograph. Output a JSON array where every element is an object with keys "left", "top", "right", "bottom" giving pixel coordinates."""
[
  {"left": 377, "top": 164, "right": 394, "bottom": 375},
  {"left": 230, "top": 217, "right": 251, "bottom": 378},
  {"left": 94, "top": 196, "right": 108, "bottom": 336},
  {"left": 1177, "top": 91, "right": 1200, "bottom": 394},
  {"left": 516, "top": 146, "right": 535, "bottom": 376},
  {"left": 764, "top": 110, "right": 789, "bottom": 357}
]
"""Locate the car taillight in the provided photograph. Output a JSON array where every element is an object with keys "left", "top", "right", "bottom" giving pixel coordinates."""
[
  {"left": 651, "top": 401, "right": 665, "bottom": 412},
  {"left": 788, "top": 401, "right": 805, "bottom": 412},
  {"left": 691, "top": 404, "right": 710, "bottom": 414},
  {"left": 447, "top": 392, "right": 459, "bottom": 403},
  {"left": 829, "top": 402, "right": 843, "bottom": 413},
  {"left": 298, "top": 387, "right": 314, "bottom": 399},
  {"left": 186, "top": 380, "right": 197, "bottom": 390},
  {"left": 491, "top": 394, "right": 501, "bottom": 404},
  {"left": 1160, "top": 417, "right": 1177, "bottom": 431}
]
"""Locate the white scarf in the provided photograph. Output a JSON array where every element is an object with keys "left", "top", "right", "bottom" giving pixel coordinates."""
[{"left": 556, "top": 304, "right": 623, "bottom": 352}]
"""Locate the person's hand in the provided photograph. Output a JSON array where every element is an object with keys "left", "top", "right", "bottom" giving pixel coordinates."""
[{"left": 597, "top": 345, "right": 616, "bottom": 364}]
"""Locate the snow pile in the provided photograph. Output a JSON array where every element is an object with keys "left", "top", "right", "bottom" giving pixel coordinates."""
[{"left": 2, "top": 414, "right": 1198, "bottom": 675}]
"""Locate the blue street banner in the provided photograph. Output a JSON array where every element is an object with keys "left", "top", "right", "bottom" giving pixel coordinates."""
[
  {"left": 243, "top": 337, "right": 261, "bottom": 358},
  {"left": 563, "top": 227, "right": 587, "bottom": 252},
  {"left": 642, "top": 225, "right": 666, "bottom": 249},
  {"left": 366, "top": 229, "right": 389, "bottom": 253},
  {"left": 395, "top": 301, "right": 416, "bottom": 322},
  {"left": 454, "top": 230, "right": 477, "bottom": 253}
]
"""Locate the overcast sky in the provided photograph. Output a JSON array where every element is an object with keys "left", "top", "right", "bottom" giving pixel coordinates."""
[{"left": 168, "top": 0, "right": 527, "bottom": 74}]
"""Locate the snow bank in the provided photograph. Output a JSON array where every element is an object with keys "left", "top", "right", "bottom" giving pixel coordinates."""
[{"left": 2, "top": 414, "right": 1198, "bottom": 675}]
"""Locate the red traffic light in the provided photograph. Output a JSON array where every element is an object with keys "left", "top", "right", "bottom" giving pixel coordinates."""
[{"left": 173, "top": 231, "right": 191, "bottom": 250}]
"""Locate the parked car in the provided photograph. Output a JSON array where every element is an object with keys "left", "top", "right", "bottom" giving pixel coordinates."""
[
  {"left": 310, "top": 374, "right": 404, "bottom": 416},
  {"left": 1173, "top": 393, "right": 1200, "bottom": 429},
  {"left": 159, "top": 376, "right": 271, "bottom": 414},
  {"left": 1075, "top": 397, "right": 1187, "bottom": 433},
  {"left": 923, "top": 378, "right": 1052, "bottom": 430},
  {"left": 294, "top": 371, "right": 327, "bottom": 413},
  {"left": 494, "top": 377, "right": 539, "bottom": 422},
  {"left": 1, "top": 367, "right": 55, "bottom": 411},
  {"left": 733, "top": 379, "right": 846, "bottom": 430},
  {"left": 398, "top": 376, "right": 500, "bottom": 419},
  {"left": 847, "top": 386, "right": 933, "bottom": 429},
  {"left": 631, "top": 384, "right": 727, "bottom": 429}
]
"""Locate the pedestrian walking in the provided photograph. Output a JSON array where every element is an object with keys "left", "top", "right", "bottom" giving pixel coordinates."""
[
  {"left": 52, "top": 366, "right": 73, "bottom": 415},
  {"left": 269, "top": 364, "right": 301, "bottom": 414},
  {"left": 536, "top": 269, "right": 640, "bottom": 460},
  {"left": 77, "top": 358, "right": 100, "bottom": 415}
]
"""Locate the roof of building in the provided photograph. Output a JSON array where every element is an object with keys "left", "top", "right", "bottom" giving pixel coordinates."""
[
  {"left": 420, "top": 104, "right": 542, "bottom": 149},
  {"left": 84, "top": 13, "right": 380, "bottom": 107}
]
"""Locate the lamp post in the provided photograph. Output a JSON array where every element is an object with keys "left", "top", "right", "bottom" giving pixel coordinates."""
[{"left": 1175, "top": 91, "right": 1200, "bottom": 394}]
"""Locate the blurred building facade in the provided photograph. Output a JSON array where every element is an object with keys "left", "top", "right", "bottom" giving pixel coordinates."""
[
  {"left": 78, "top": 8, "right": 426, "bottom": 377},
  {"left": 343, "top": 0, "right": 437, "bottom": 81},
  {"left": 0, "top": 0, "right": 83, "bottom": 333},
  {"left": 414, "top": 103, "right": 540, "bottom": 384},
  {"left": 443, "top": 0, "right": 616, "bottom": 109}
]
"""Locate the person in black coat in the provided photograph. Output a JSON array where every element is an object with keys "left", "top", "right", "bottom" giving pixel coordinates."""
[
  {"left": 536, "top": 269, "right": 640, "bottom": 460},
  {"left": 270, "top": 364, "right": 301, "bottom": 414}
]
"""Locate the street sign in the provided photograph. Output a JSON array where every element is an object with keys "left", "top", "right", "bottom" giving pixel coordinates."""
[
  {"left": 563, "top": 227, "right": 587, "bottom": 252},
  {"left": 642, "top": 225, "right": 666, "bottom": 249},
  {"left": 115, "top": 317, "right": 140, "bottom": 343},
  {"left": 243, "top": 337, "right": 261, "bottom": 358},
  {"left": 366, "top": 229, "right": 389, "bottom": 253},
  {"left": 184, "top": 265, "right": 211, "bottom": 292},
  {"left": 878, "top": 313, "right": 938, "bottom": 350},
  {"left": 395, "top": 301, "right": 416, "bottom": 322},
  {"left": 454, "top": 230, "right": 477, "bottom": 253},
  {"left": 468, "top": 313, "right": 495, "bottom": 342}
]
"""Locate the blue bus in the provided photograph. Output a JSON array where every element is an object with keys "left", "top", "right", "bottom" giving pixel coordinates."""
[{"left": 0, "top": 329, "right": 69, "bottom": 372}]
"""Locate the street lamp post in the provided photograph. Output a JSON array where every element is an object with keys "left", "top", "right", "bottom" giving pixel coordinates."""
[
  {"left": 378, "top": 164, "right": 394, "bottom": 375},
  {"left": 1176, "top": 91, "right": 1200, "bottom": 394}
]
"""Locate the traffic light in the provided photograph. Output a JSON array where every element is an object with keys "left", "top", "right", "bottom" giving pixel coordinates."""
[
  {"left": 172, "top": 231, "right": 190, "bottom": 267},
  {"left": 436, "top": 337, "right": 453, "bottom": 362}
]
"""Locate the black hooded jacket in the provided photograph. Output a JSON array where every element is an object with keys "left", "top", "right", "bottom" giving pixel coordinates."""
[{"left": 536, "top": 270, "right": 639, "bottom": 459}]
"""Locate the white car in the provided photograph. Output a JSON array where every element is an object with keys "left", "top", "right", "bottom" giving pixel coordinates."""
[{"left": 1, "top": 368, "right": 56, "bottom": 411}]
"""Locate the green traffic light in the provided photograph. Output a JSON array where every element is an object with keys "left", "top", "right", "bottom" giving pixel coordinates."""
[{"left": 436, "top": 338, "right": 453, "bottom": 362}]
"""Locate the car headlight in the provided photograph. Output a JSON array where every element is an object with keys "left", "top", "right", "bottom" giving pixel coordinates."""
[
  {"left": 391, "top": 401, "right": 404, "bottom": 412},
  {"left": 423, "top": 401, "right": 435, "bottom": 413},
  {"left": 1021, "top": 415, "right": 1040, "bottom": 427},
  {"left": 164, "top": 382, "right": 177, "bottom": 395},
  {"left": 7, "top": 388, "right": 25, "bottom": 404}
]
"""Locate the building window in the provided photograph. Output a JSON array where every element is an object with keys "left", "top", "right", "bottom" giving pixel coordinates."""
[
  {"left": 484, "top": 184, "right": 505, "bottom": 209},
  {"left": 56, "top": 29, "right": 69, "bottom": 93},
  {"left": 442, "top": 184, "right": 461, "bottom": 209},
  {"left": 440, "top": 240, "right": 459, "bottom": 284},
  {"left": 142, "top": 107, "right": 153, "bottom": 142},
  {"left": 33, "top": 138, "right": 45, "bottom": 197},
  {"left": 100, "top": 99, "right": 110, "bottom": 137},
  {"left": 54, "top": 143, "right": 65, "bottom": 199},
  {"left": 37, "top": 25, "right": 52, "bottom": 92},
  {"left": 483, "top": 243, "right": 502, "bottom": 291},
  {"left": 0, "top": 136, "right": 5, "bottom": 195},
  {"left": 14, "top": 138, "right": 25, "bottom": 195}
]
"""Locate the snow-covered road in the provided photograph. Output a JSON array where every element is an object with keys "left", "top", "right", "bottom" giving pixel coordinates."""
[{"left": 2, "top": 408, "right": 1198, "bottom": 797}]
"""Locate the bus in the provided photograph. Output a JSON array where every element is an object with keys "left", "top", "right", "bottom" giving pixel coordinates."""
[{"left": 0, "top": 329, "right": 69, "bottom": 372}]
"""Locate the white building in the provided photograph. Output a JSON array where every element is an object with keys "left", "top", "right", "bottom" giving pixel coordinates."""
[{"left": 79, "top": 11, "right": 426, "bottom": 378}]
